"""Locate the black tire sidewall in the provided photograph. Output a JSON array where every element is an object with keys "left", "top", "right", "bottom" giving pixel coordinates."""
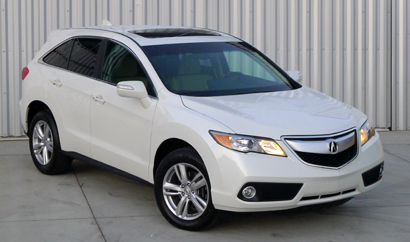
[
  {"left": 154, "top": 148, "right": 217, "bottom": 231},
  {"left": 28, "top": 110, "right": 65, "bottom": 174}
]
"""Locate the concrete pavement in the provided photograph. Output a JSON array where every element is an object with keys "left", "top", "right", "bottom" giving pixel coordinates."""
[{"left": 0, "top": 131, "right": 409, "bottom": 242}]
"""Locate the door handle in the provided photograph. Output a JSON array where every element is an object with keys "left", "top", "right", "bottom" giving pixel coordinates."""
[
  {"left": 92, "top": 95, "right": 106, "bottom": 105},
  {"left": 51, "top": 79, "right": 62, "bottom": 87}
]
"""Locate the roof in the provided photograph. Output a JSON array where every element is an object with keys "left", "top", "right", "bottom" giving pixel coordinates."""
[{"left": 87, "top": 25, "right": 241, "bottom": 46}]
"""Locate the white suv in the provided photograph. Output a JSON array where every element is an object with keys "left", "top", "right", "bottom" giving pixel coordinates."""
[{"left": 20, "top": 25, "right": 384, "bottom": 230}]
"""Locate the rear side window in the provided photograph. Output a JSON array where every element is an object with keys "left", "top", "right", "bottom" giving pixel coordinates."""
[
  {"left": 68, "top": 38, "right": 102, "bottom": 77},
  {"left": 43, "top": 38, "right": 102, "bottom": 78},
  {"left": 43, "top": 40, "right": 74, "bottom": 69}
]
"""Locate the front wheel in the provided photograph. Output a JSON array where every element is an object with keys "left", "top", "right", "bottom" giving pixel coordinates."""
[
  {"left": 28, "top": 110, "right": 72, "bottom": 175},
  {"left": 154, "top": 148, "right": 218, "bottom": 230}
]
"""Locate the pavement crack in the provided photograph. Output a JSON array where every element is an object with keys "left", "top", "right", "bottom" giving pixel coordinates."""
[
  {"left": 0, "top": 154, "right": 31, "bottom": 157},
  {"left": 0, "top": 217, "right": 94, "bottom": 223},
  {"left": 384, "top": 150, "right": 410, "bottom": 163},
  {"left": 73, "top": 168, "right": 108, "bottom": 242}
]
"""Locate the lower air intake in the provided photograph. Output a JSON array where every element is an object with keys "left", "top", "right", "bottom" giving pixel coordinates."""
[{"left": 237, "top": 182, "right": 302, "bottom": 202}]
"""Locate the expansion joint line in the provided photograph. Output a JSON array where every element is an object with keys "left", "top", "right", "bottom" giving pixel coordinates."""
[{"left": 73, "top": 168, "right": 108, "bottom": 242}]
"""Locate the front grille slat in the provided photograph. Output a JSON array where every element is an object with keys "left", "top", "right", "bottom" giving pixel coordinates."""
[
  {"left": 294, "top": 144, "right": 357, "bottom": 168},
  {"left": 283, "top": 130, "right": 358, "bottom": 169}
]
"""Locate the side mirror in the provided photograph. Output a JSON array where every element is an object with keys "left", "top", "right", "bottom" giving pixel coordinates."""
[
  {"left": 117, "top": 81, "right": 152, "bottom": 109},
  {"left": 286, "top": 70, "right": 302, "bottom": 82}
]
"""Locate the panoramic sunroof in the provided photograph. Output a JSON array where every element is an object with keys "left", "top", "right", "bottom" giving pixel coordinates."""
[{"left": 130, "top": 28, "right": 221, "bottom": 38}]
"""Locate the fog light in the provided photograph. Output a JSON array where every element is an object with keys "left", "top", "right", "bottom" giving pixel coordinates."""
[
  {"left": 242, "top": 186, "right": 256, "bottom": 199},
  {"left": 378, "top": 162, "right": 384, "bottom": 180}
]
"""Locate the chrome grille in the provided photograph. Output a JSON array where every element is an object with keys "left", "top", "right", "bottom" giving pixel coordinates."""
[{"left": 282, "top": 129, "right": 358, "bottom": 169}]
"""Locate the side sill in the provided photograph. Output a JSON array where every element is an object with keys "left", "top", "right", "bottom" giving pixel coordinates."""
[{"left": 62, "top": 151, "right": 153, "bottom": 186}]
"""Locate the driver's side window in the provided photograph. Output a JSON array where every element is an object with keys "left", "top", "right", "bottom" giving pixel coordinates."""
[{"left": 102, "top": 41, "right": 155, "bottom": 96}]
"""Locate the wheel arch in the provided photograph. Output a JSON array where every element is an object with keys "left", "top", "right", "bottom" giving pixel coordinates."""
[
  {"left": 153, "top": 138, "right": 198, "bottom": 178},
  {"left": 26, "top": 101, "right": 53, "bottom": 131}
]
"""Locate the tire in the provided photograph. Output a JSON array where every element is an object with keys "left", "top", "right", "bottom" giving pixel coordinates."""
[
  {"left": 28, "top": 110, "right": 72, "bottom": 175},
  {"left": 154, "top": 148, "right": 218, "bottom": 231}
]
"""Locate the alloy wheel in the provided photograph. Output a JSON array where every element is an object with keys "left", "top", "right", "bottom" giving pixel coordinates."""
[
  {"left": 162, "top": 163, "right": 209, "bottom": 220},
  {"left": 32, "top": 120, "right": 54, "bottom": 165}
]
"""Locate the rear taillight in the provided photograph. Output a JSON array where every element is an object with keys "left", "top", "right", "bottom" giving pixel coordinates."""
[{"left": 22, "top": 67, "right": 29, "bottom": 80}]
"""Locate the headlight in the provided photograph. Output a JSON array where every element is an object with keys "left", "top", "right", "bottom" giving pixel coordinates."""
[
  {"left": 209, "top": 131, "right": 286, "bottom": 156},
  {"left": 360, "top": 119, "right": 375, "bottom": 146}
]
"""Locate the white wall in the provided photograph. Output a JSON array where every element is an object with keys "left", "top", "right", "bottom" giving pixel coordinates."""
[
  {"left": 0, "top": 0, "right": 406, "bottom": 136},
  {"left": 392, "top": 0, "right": 410, "bottom": 130}
]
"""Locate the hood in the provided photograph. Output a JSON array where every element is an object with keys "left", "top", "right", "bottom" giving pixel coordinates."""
[{"left": 181, "top": 87, "right": 367, "bottom": 139}]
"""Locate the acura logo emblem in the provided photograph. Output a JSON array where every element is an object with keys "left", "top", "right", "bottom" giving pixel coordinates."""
[{"left": 329, "top": 141, "right": 338, "bottom": 154}]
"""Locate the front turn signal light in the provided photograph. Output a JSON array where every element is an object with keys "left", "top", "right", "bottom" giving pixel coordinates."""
[
  {"left": 360, "top": 119, "right": 375, "bottom": 146},
  {"left": 210, "top": 131, "right": 286, "bottom": 157}
]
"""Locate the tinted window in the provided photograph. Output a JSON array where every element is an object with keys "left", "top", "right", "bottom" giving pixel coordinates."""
[
  {"left": 102, "top": 41, "right": 155, "bottom": 96},
  {"left": 224, "top": 51, "right": 277, "bottom": 81},
  {"left": 142, "top": 42, "right": 299, "bottom": 96},
  {"left": 68, "top": 38, "right": 102, "bottom": 77},
  {"left": 43, "top": 40, "right": 74, "bottom": 69}
]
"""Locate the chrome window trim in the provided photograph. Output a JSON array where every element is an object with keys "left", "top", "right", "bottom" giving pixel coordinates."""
[
  {"left": 38, "top": 35, "right": 158, "bottom": 99},
  {"left": 38, "top": 36, "right": 105, "bottom": 84},
  {"left": 281, "top": 127, "right": 359, "bottom": 170}
]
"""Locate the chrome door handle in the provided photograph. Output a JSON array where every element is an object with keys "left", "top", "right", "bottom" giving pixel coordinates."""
[
  {"left": 92, "top": 95, "right": 106, "bottom": 104},
  {"left": 51, "top": 79, "right": 62, "bottom": 87}
]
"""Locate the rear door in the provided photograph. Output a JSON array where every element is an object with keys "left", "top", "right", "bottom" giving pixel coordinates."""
[
  {"left": 89, "top": 38, "right": 157, "bottom": 180},
  {"left": 42, "top": 38, "right": 102, "bottom": 156}
]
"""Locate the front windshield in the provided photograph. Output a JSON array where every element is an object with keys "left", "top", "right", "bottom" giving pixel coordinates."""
[{"left": 142, "top": 42, "right": 299, "bottom": 96}]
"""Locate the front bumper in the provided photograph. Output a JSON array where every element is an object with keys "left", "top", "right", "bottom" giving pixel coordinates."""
[{"left": 206, "top": 132, "right": 384, "bottom": 212}]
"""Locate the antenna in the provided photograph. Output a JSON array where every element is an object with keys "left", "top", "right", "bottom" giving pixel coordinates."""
[{"left": 101, "top": 20, "right": 112, "bottom": 26}]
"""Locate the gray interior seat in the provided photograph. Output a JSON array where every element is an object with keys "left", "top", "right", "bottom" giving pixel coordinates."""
[
  {"left": 170, "top": 55, "right": 213, "bottom": 92},
  {"left": 112, "top": 55, "right": 148, "bottom": 86}
]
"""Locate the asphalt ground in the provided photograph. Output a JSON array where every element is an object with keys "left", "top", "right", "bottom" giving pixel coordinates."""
[{"left": 0, "top": 131, "right": 409, "bottom": 242}]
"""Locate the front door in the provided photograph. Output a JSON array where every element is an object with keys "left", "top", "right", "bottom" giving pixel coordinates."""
[{"left": 89, "top": 40, "right": 157, "bottom": 180}]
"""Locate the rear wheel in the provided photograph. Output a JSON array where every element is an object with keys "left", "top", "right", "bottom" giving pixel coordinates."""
[
  {"left": 154, "top": 148, "right": 218, "bottom": 230},
  {"left": 28, "top": 110, "right": 72, "bottom": 175}
]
